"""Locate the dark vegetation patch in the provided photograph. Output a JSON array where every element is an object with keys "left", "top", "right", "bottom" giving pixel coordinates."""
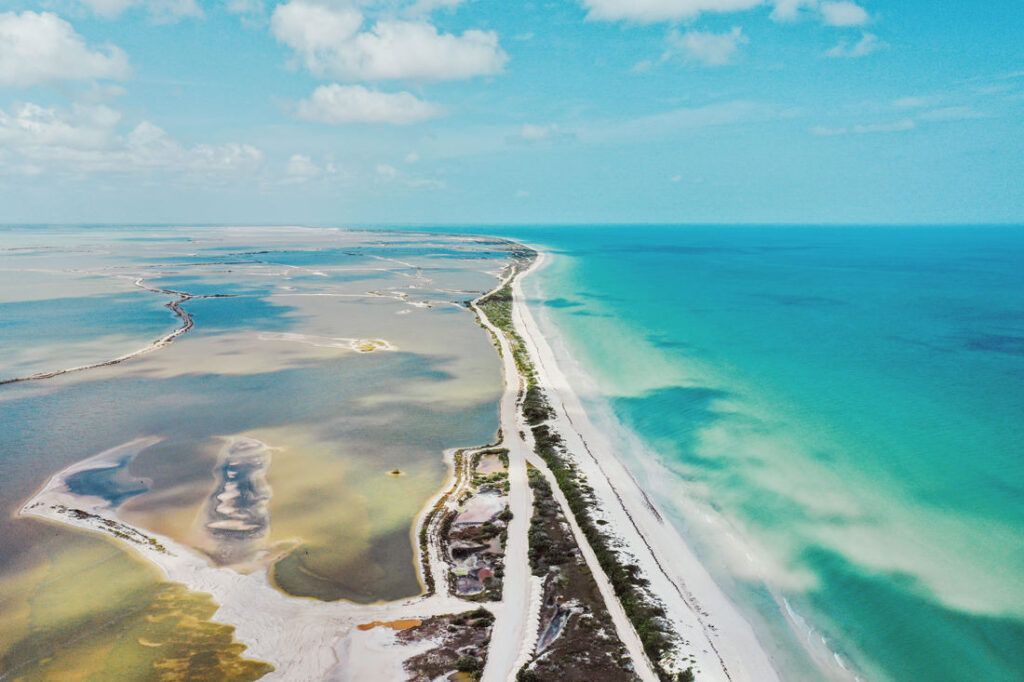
[
  {"left": 530, "top": 423, "right": 684, "bottom": 680},
  {"left": 523, "top": 385, "right": 555, "bottom": 426},
  {"left": 519, "top": 468, "right": 637, "bottom": 682},
  {"left": 57, "top": 506, "right": 166, "bottom": 553},
  {"left": 477, "top": 282, "right": 536, "bottom": 383},
  {"left": 400, "top": 608, "right": 494, "bottom": 681}
]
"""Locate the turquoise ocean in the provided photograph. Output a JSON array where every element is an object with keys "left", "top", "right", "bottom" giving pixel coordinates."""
[{"left": 431, "top": 225, "right": 1024, "bottom": 682}]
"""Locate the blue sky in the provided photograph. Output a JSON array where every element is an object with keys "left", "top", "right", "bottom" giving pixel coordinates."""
[{"left": 0, "top": 0, "right": 1021, "bottom": 224}]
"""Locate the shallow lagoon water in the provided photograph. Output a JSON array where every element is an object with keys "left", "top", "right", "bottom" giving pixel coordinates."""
[{"left": 0, "top": 226, "right": 514, "bottom": 677}]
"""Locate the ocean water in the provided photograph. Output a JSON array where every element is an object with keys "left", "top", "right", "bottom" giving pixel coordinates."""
[{"left": 450, "top": 225, "right": 1024, "bottom": 682}]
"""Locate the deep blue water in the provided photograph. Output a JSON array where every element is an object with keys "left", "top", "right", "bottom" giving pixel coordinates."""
[{"left": 421, "top": 225, "right": 1024, "bottom": 682}]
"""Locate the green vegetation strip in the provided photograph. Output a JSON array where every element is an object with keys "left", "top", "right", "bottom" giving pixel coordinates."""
[
  {"left": 530, "top": 421, "right": 681, "bottom": 680},
  {"left": 477, "top": 282, "right": 537, "bottom": 386},
  {"left": 479, "top": 251, "right": 691, "bottom": 680},
  {"left": 526, "top": 469, "right": 574, "bottom": 575}
]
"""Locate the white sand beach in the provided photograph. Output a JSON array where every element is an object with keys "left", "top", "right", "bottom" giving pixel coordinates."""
[{"left": 511, "top": 250, "right": 783, "bottom": 682}]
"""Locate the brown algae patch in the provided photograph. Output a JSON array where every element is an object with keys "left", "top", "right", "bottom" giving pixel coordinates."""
[
  {"left": 356, "top": 618, "right": 421, "bottom": 631},
  {"left": 0, "top": 534, "right": 270, "bottom": 681}
]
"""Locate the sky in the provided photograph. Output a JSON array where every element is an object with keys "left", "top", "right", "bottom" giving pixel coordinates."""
[{"left": 0, "top": 0, "right": 1021, "bottom": 225}]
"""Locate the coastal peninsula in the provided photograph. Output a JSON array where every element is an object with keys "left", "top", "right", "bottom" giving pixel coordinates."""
[{"left": 2, "top": 227, "right": 779, "bottom": 681}]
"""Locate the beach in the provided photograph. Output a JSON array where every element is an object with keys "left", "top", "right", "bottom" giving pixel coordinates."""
[{"left": 512, "top": 251, "right": 783, "bottom": 682}]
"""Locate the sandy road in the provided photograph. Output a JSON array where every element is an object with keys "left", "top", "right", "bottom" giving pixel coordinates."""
[{"left": 471, "top": 280, "right": 538, "bottom": 682}]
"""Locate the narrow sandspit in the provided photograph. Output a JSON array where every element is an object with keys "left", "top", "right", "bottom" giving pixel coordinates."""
[
  {"left": 0, "top": 277, "right": 230, "bottom": 385},
  {"left": 256, "top": 332, "right": 395, "bottom": 353}
]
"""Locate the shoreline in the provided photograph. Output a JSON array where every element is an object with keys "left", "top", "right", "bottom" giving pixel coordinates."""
[{"left": 511, "top": 249, "right": 784, "bottom": 682}]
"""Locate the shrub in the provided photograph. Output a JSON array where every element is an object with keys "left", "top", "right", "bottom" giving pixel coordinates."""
[{"left": 455, "top": 655, "right": 480, "bottom": 673}]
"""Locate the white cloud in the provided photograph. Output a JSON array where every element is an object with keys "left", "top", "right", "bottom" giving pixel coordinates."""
[
  {"left": 125, "top": 122, "right": 262, "bottom": 172},
  {"left": 577, "top": 0, "right": 873, "bottom": 28},
  {"left": 0, "top": 11, "right": 130, "bottom": 87},
  {"left": 770, "top": 0, "right": 873, "bottom": 26},
  {"left": 893, "top": 95, "right": 935, "bottom": 109},
  {"left": 77, "top": 0, "right": 136, "bottom": 17},
  {"left": 407, "top": 177, "right": 445, "bottom": 189},
  {"left": 578, "top": 0, "right": 762, "bottom": 23},
  {"left": 811, "top": 118, "right": 914, "bottom": 135},
  {"left": 918, "top": 106, "right": 987, "bottom": 122},
  {"left": 271, "top": 1, "right": 506, "bottom": 81},
  {"left": 819, "top": 1, "right": 869, "bottom": 26},
  {"left": 508, "top": 122, "right": 576, "bottom": 145},
  {"left": 295, "top": 84, "right": 443, "bottom": 125},
  {"left": 825, "top": 32, "right": 885, "bottom": 58},
  {"left": 0, "top": 102, "right": 119, "bottom": 150},
  {"left": 225, "top": 0, "right": 264, "bottom": 15},
  {"left": 407, "top": 0, "right": 474, "bottom": 15},
  {"left": 404, "top": 151, "right": 420, "bottom": 163},
  {"left": 0, "top": 102, "right": 263, "bottom": 178},
  {"left": 271, "top": 1, "right": 363, "bottom": 53},
  {"left": 285, "top": 153, "right": 321, "bottom": 179},
  {"left": 770, "top": 0, "right": 817, "bottom": 21},
  {"left": 669, "top": 26, "right": 747, "bottom": 66},
  {"left": 376, "top": 163, "right": 398, "bottom": 180},
  {"left": 76, "top": 0, "right": 203, "bottom": 21},
  {"left": 579, "top": 100, "right": 777, "bottom": 144},
  {"left": 852, "top": 119, "right": 914, "bottom": 133},
  {"left": 520, "top": 123, "right": 557, "bottom": 140}
]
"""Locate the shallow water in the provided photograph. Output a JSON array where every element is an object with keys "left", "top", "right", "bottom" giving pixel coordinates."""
[
  {"left": 0, "top": 226, "right": 514, "bottom": 676},
  {"left": 424, "top": 224, "right": 1024, "bottom": 682}
]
